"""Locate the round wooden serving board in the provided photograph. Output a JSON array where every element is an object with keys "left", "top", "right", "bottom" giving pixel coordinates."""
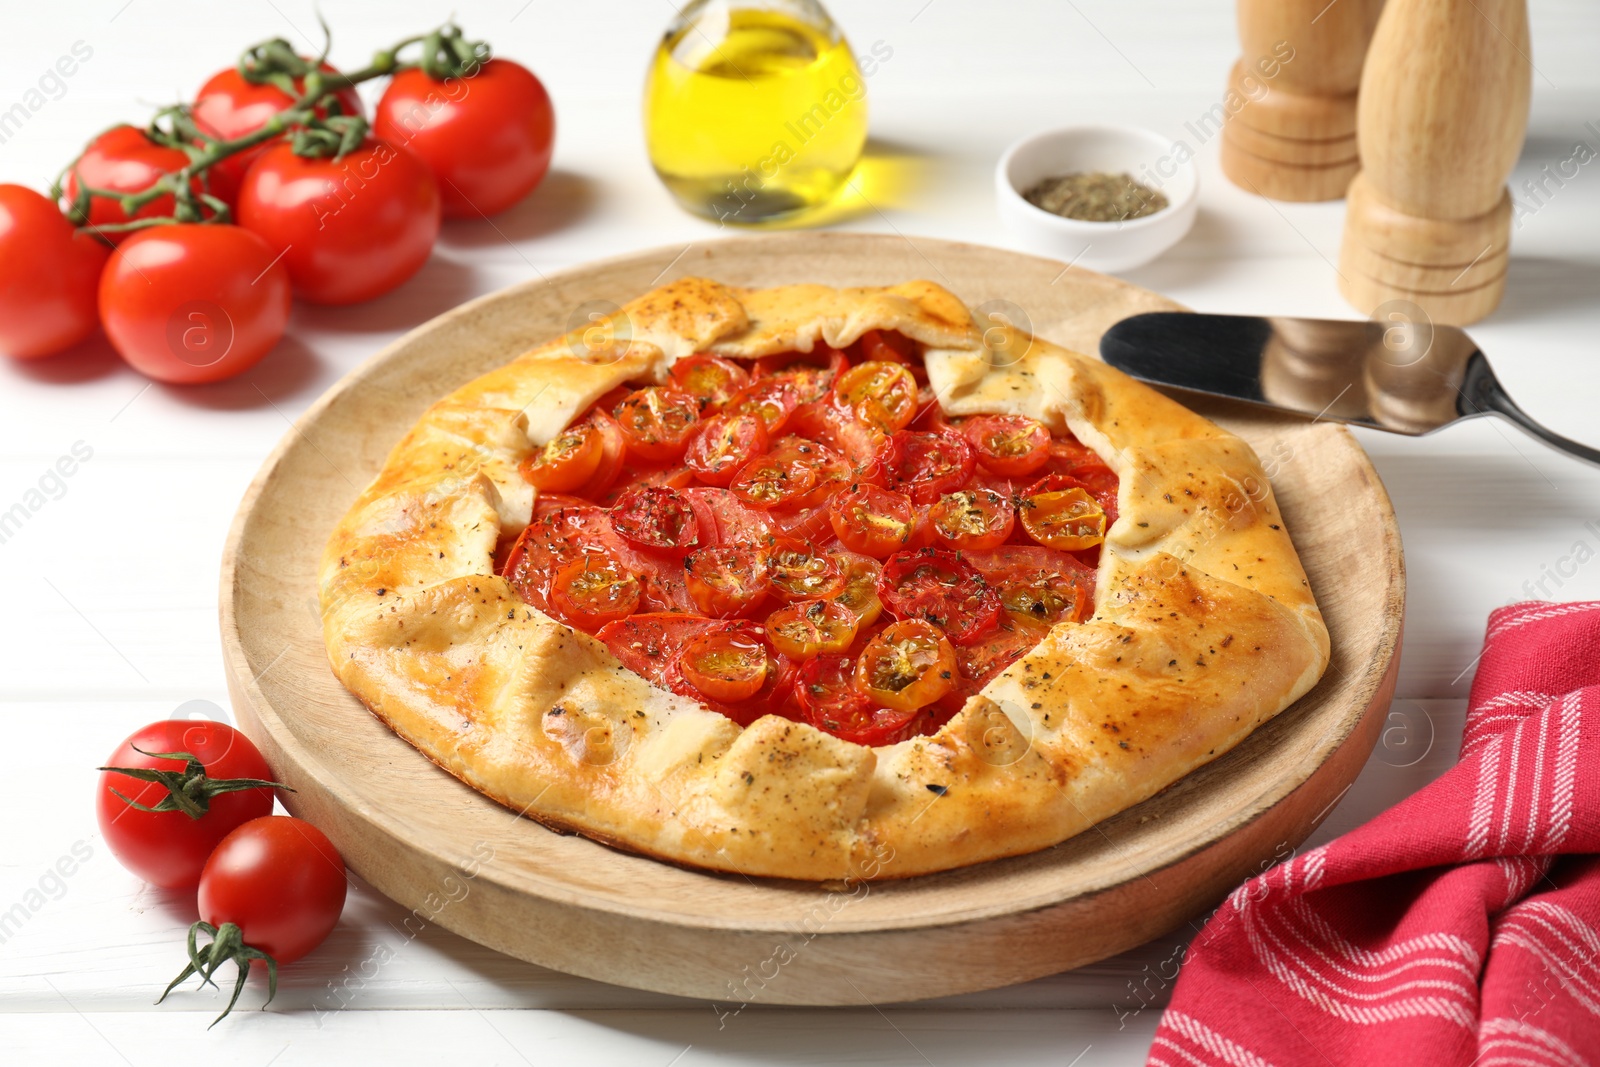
[{"left": 221, "top": 233, "right": 1403, "bottom": 1006}]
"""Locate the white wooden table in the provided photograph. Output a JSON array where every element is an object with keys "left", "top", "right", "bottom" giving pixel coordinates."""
[{"left": 3, "top": 1, "right": 1598, "bottom": 1063}]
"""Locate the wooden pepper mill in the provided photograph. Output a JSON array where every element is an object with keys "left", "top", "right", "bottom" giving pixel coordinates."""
[
  {"left": 1338, "top": 0, "right": 1531, "bottom": 325},
  {"left": 1219, "top": 0, "right": 1385, "bottom": 202}
]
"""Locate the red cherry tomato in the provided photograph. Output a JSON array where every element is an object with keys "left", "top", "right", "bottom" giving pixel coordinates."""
[
  {"left": 853, "top": 329, "right": 917, "bottom": 365},
  {"left": 685, "top": 412, "right": 768, "bottom": 486},
  {"left": 833, "top": 361, "right": 919, "bottom": 433},
  {"left": 96, "top": 720, "right": 281, "bottom": 889},
  {"left": 62, "top": 126, "right": 196, "bottom": 240},
  {"left": 962, "top": 414, "right": 1052, "bottom": 478},
  {"left": 797, "top": 654, "right": 921, "bottom": 745},
  {"left": 237, "top": 138, "right": 440, "bottom": 305},
  {"left": 830, "top": 555, "right": 884, "bottom": 628},
  {"left": 198, "top": 815, "right": 346, "bottom": 966},
  {"left": 721, "top": 377, "right": 800, "bottom": 435},
  {"left": 765, "top": 598, "right": 859, "bottom": 659},
  {"left": 855, "top": 619, "right": 958, "bottom": 713},
  {"left": 927, "top": 488, "right": 1015, "bottom": 551},
  {"left": 549, "top": 554, "right": 642, "bottom": 628},
  {"left": 521, "top": 421, "right": 605, "bottom": 492},
  {"left": 731, "top": 446, "right": 819, "bottom": 509},
  {"left": 610, "top": 484, "right": 701, "bottom": 551},
  {"left": 681, "top": 627, "right": 770, "bottom": 702},
  {"left": 828, "top": 483, "right": 917, "bottom": 558},
  {"left": 612, "top": 387, "right": 702, "bottom": 463},
  {"left": 751, "top": 347, "right": 848, "bottom": 403},
  {"left": 768, "top": 542, "right": 845, "bottom": 602},
  {"left": 878, "top": 547, "right": 1003, "bottom": 646},
  {"left": 965, "top": 544, "right": 1099, "bottom": 626},
  {"left": 1018, "top": 475, "right": 1108, "bottom": 551},
  {"left": 596, "top": 612, "right": 724, "bottom": 685},
  {"left": 686, "top": 545, "right": 771, "bottom": 617},
  {"left": 0, "top": 185, "right": 108, "bottom": 358},
  {"left": 192, "top": 63, "right": 364, "bottom": 206},
  {"left": 374, "top": 59, "right": 554, "bottom": 219},
  {"left": 99, "top": 224, "right": 291, "bottom": 384},
  {"left": 878, "top": 429, "right": 976, "bottom": 504},
  {"left": 669, "top": 354, "right": 750, "bottom": 411}
]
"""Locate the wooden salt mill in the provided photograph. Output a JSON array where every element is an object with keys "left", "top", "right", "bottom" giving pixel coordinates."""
[
  {"left": 1219, "top": 0, "right": 1385, "bottom": 202},
  {"left": 1338, "top": 0, "right": 1531, "bottom": 325}
]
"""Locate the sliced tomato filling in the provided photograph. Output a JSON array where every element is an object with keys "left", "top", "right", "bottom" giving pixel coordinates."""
[{"left": 503, "top": 336, "right": 1118, "bottom": 746}]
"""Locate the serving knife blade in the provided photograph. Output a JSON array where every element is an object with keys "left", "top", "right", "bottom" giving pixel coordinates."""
[{"left": 1099, "top": 312, "right": 1600, "bottom": 468}]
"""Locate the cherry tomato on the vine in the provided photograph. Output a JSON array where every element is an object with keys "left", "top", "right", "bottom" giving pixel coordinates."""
[
  {"left": 197, "top": 816, "right": 346, "bottom": 966},
  {"left": 238, "top": 138, "right": 440, "bottom": 305},
  {"left": 99, "top": 223, "right": 291, "bottom": 384},
  {"left": 63, "top": 125, "right": 197, "bottom": 240},
  {"left": 0, "top": 185, "right": 108, "bottom": 359},
  {"left": 192, "top": 63, "right": 365, "bottom": 207},
  {"left": 96, "top": 720, "right": 283, "bottom": 889},
  {"left": 374, "top": 58, "right": 555, "bottom": 219}
]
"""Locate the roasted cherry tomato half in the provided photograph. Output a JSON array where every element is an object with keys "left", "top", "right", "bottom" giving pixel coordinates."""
[
  {"left": 962, "top": 414, "right": 1052, "bottom": 478},
  {"left": 833, "top": 361, "right": 919, "bottom": 433},
  {"left": 877, "top": 429, "right": 976, "bottom": 505},
  {"left": 928, "top": 488, "right": 1015, "bottom": 551},
  {"left": 613, "top": 387, "right": 702, "bottom": 463},
  {"left": 954, "top": 617, "right": 1048, "bottom": 691},
  {"left": 521, "top": 421, "right": 605, "bottom": 492},
  {"left": 831, "top": 555, "right": 884, "bottom": 628},
  {"left": 751, "top": 348, "right": 846, "bottom": 403},
  {"left": 685, "top": 412, "right": 769, "bottom": 487},
  {"left": 721, "top": 376, "right": 800, "bottom": 435},
  {"left": 768, "top": 543, "right": 845, "bottom": 602},
  {"left": 853, "top": 329, "right": 916, "bottom": 365},
  {"left": 828, "top": 483, "right": 917, "bottom": 559},
  {"left": 797, "top": 655, "right": 921, "bottom": 746},
  {"left": 1018, "top": 475, "right": 1108, "bottom": 551},
  {"left": 765, "top": 599, "right": 859, "bottom": 660},
  {"left": 685, "top": 546, "right": 771, "bottom": 617},
  {"left": 681, "top": 627, "right": 770, "bottom": 702},
  {"left": 549, "top": 554, "right": 642, "bottom": 628},
  {"left": 669, "top": 354, "right": 750, "bottom": 411},
  {"left": 878, "top": 547, "right": 1003, "bottom": 646},
  {"left": 609, "top": 484, "right": 700, "bottom": 552},
  {"left": 730, "top": 447, "right": 819, "bottom": 509},
  {"left": 995, "top": 564, "right": 1094, "bottom": 626},
  {"left": 855, "top": 619, "right": 958, "bottom": 713}
]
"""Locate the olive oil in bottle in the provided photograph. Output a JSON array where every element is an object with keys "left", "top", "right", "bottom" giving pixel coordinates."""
[{"left": 644, "top": 0, "right": 868, "bottom": 224}]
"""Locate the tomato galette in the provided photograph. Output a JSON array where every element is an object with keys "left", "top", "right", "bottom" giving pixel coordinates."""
[{"left": 320, "top": 278, "right": 1329, "bottom": 881}]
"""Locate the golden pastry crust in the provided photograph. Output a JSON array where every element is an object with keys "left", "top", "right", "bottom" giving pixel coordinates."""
[{"left": 320, "top": 278, "right": 1329, "bottom": 881}]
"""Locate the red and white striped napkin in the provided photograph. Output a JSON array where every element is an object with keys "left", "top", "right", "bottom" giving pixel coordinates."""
[{"left": 1149, "top": 601, "right": 1600, "bottom": 1066}]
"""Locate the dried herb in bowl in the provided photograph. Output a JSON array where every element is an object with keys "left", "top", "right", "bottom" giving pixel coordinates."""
[{"left": 1022, "top": 172, "right": 1168, "bottom": 223}]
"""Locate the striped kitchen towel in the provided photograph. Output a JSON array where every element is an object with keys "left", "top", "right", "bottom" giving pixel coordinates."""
[{"left": 1149, "top": 601, "right": 1600, "bottom": 1066}]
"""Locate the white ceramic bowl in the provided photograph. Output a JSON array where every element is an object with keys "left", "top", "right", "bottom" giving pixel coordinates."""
[{"left": 996, "top": 124, "right": 1199, "bottom": 274}]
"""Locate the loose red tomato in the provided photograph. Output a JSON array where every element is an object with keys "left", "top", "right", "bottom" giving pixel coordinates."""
[
  {"left": 192, "top": 63, "right": 365, "bottom": 206},
  {"left": 877, "top": 429, "right": 976, "bottom": 504},
  {"left": 0, "top": 185, "right": 108, "bottom": 358},
  {"left": 797, "top": 655, "right": 922, "bottom": 745},
  {"left": 195, "top": 815, "right": 346, "bottom": 966},
  {"left": 765, "top": 599, "right": 859, "bottom": 659},
  {"left": 549, "top": 554, "right": 642, "bottom": 628},
  {"left": 878, "top": 547, "right": 1003, "bottom": 646},
  {"left": 963, "top": 414, "right": 1052, "bottom": 478},
  {"left": 686, "top": 545, "right": 771, "bottom": 616},
  {"left": 669, "top": 354, "right": 750, "bottom": 411},
  {"left": 768, "top": 543, "right": 845, "bottom": 601},
  {"left": 828, "top": 483, "right": 916, "bottom": 558},
  {"left": 613, "top": 387, "right": 702, "bottom": 462},
  {"left": 99, "top": 224, "right": 290, "bottom": 384},
  {"left": 685, "top": 412, "right": 768, "bottom": 486},
  {"left": 237, "top": 138, "right": 440, "bottom": 305},
  {"left": 374, "top": 58, "right": 554, "bottom": 219},
  {"left": 853, "top": 329, "right": 917, "bottom": 365},
  {"left": 722, "top": 377, "right": 800, "bottom": 435},
  {"left": 521, "top": 421, "right": 605, "bottom": 492},
  {"left": 610, "top": 484, "right": 700, "bottom": 551},
  {"left": 928, "top": 488, "right": 1015, "bottom": 551},
  {"left": 681, "top": 627, "right": 770, "bottom": 702},
  {"left": 1018, "top": 475, "right": 1108, "bottom": 551},
  {"left": 833, "top": 361, "right": 919, "bottom": 433},
  {"left": 63, "top": 126, "right": 196, "bottom": 239},
  {"left": 96, "top": 720, "right": 284, "bottom": 889},
  {"left": 855, "top": 619, "right": 958, "bottom": 713}
]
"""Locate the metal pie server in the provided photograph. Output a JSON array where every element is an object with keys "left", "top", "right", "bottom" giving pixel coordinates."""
[{"left": 1099, "top": 313, "right": 1600, "bottom": 468}]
